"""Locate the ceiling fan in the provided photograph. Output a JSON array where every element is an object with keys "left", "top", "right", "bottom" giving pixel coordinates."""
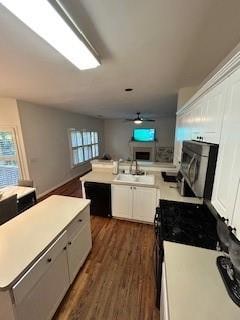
[{"left": 125, "top": 112, "right": 155, "bottom": 124}]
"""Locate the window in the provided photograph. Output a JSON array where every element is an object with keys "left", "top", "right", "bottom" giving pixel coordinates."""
[
  {"left": 69, "top": 129, "right": 99, "bottom": 167},
  {"left": 0, "top": 129, "right": 21, "bottom": 187}
]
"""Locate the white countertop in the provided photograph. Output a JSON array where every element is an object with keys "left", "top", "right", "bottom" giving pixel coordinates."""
[
  {"left": 164, "top": 241, "right": 240, "bottom": 320},
  {"left": 0, "top": 186, "right": 36, "bottom": 201},
  {"left": 0, "top": 195, "right": 90, "bottom": 289},
  {"left": 80, "top": 170, "right": 202, "bottom": 204}
]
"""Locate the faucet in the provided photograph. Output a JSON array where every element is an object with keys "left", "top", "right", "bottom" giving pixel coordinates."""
[{"left": 130, "top": 159, "right": 140, "bottom": 175}]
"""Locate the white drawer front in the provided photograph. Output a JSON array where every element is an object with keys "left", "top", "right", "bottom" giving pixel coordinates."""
[
  {"left": 67, "top": 206, "right": 90, "bottom": 239},
  {"left": 12, "top": 231, "right": 68, "bottom": 305},
  {"left": 15, "top": 248, "right": 69, "bottom": 320}
]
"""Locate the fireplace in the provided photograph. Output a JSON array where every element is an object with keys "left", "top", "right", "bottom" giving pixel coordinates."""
[
  {"left": 135, "top": 151, "right": 150, "bottom": 160},
  {"left": 129, "top": 141, "right": 156, "bottom": 161}
]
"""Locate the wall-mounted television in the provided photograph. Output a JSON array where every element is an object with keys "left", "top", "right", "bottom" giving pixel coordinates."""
[{"left": 133, "top": 128, "right": 156, "bottom": 142}]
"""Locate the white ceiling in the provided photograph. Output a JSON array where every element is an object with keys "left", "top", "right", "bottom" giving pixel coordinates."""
[{"left": 1, "top": 0, "right": 240, "bottom": 118}]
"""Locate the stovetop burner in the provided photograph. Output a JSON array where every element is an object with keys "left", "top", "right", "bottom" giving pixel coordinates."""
[
  {"left": 217, "top": 256, "right": 240, "bottom": 307},
  {"left": 157, "top": 200, "right": 218, "bottom": 250}
]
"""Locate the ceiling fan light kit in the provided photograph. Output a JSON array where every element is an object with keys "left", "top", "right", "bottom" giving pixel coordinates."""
[{"left": 126, "top": 112, "right": 155, "bottom": 124}]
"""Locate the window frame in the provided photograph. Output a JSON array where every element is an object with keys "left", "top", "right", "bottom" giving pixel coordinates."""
[
  {"left": 0, "top": 127, "right": 23, "bottom": 187},
  {"left": 68, "top": 129, "right": 99, "bottom": 168}
]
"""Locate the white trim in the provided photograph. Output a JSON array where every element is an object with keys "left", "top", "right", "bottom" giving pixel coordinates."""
[{"left": 177, "top": 50, "right": 240, "bottom": 115}]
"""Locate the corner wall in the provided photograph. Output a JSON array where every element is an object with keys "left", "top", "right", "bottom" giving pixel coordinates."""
[{"left": 17, "top": 101, "right": 104, "bottom": 196}]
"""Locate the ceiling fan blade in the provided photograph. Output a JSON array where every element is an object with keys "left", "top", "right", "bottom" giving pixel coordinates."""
[{"left": 142, "top": 119, "right": 155, "bottom": 122}]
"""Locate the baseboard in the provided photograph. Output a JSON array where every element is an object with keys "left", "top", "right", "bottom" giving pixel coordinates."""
[{"left": 37, "top": 170, "right": 90, "bottom": 199}]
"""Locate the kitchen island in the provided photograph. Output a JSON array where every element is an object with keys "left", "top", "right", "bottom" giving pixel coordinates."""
[
  {"left": 0, "top": 195, "right": 91, "bottom": 320},
  {"left": 161, "top": 241, "right": 240, "bottom": 320}
]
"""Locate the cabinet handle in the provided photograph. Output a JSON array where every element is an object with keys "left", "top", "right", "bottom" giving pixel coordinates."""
[
  {"left": 47, "top": 258, "right": 52, "bottom": 263},
  {"left": 63, "top": 246, "right": 67, "bottom": 250},
  {"left": 78, "top": 219, "right": 82, "bottom": 222},
  {"left": 68, "top": 241, "right": 72, "bottom": 246},
  {"left": 130, "top": 186, "right": 132, "bottom": 189}
]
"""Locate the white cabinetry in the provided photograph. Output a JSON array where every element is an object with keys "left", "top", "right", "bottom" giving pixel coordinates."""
[
  {"left": 132, "top": 186, "right": 157, "bottom": 222},
  {"left": 191, "top": 98, "right": 204, "bottom": 141},
  {"left": 202, "top": 81, "right": 227, "bottom": 144},
  {"left": 174, "top": 78, "right": 227, "bottom": 163},
  {"left": 231, "top": 184, "right": 240, "bottom": 240},
  {"left": 0, "top": 202, "right": 92, "bottom": 320},
  {"left": 13, "top": 232, "right": 69, "bottom": 320},
  {"left": 212, "top": 68, "right": 240, "bottom": 224},
  {"left": 111, "top": 184, "right": 157, "bottom": 223},
  {"left": 111, "top": 185, "right": 133, "bottom": 219},
  {"left": 174, "top": 110, "right": 192, "bottom": 166},
  {"left": 67, "top": 221, "right": 92, "bottom": 283}
]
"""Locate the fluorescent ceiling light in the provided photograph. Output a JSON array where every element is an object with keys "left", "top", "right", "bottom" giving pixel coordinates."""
[
  {"left": 134, "top": 119, "right": 143, "bottom": 124},
  {"left": 1, "top": 0, "right": 100, "bottom": 70}
]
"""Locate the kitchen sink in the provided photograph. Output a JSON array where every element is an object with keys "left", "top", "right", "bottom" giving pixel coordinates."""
[{"left": 114, "top": 174, "right": 155, "bottom": 185}]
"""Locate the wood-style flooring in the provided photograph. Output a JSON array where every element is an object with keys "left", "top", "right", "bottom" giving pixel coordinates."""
[{"left": 45, "top": 177, "right": 159, "bottom": 320}]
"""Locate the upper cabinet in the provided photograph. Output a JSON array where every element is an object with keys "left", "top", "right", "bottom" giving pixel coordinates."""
[
  {"left": 211, "top": 68, "right": 240, "bottom": 223},
  {"left": 201, "top": 80, "right": 227, "bottom": 144},
  {"left": 175, "top": 51, "right": 240, "bottom": 237},
  {"left": 174, "top": 78, "right": 228, "bottom": 166}
]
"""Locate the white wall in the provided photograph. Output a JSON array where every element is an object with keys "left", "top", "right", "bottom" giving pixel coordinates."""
[
  {"left": 0, "top": 98, "right": 29, "bottom": 179},
  {"left": 17, "top": 101, "right": 104, "bottom": 196},
  {"left": 104, "top": 117, "right": 176, "bottom": 160}
]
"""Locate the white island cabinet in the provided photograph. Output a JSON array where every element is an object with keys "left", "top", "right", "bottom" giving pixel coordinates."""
[
  {"left": 0, "top": 195, "right": 92, "bottom": 320},
  {"left": 111, "top": 184, "right": 157, "bottom": 223}
]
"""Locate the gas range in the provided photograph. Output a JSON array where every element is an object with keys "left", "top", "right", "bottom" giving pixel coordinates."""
[
  {"left": 158, "top": 200, "right": 218, "bottom": 250},
  {"left": 154, "top": 199, "right": 219, "bottom": 308}
]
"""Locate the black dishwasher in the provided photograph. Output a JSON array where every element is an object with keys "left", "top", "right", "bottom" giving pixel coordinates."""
[{"left": 84, "top": 182, "right": 112, "bottom": 217}]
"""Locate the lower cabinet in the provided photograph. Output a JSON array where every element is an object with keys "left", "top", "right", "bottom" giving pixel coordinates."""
[
  {"left": 67, "top": 221, "right": 92, "bottom": 283},
  {"left": 13, "top": 232, "right": 69, "bottom": 320},
  {"left": 111, "top": 184, "right": 157, "bottom": 223},
  {"left": 15, "top": 247, "right": 69, "bottom": 320},
  {"left": 132, "top": 186, "right": 157, "bottom": 222},
  {"left": 2, "top": 207, "right": 92, "bottom": 320}
]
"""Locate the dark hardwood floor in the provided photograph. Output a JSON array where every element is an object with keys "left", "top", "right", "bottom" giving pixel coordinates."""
[{"left": 44, "top": 177, "right": 159, "bottom": 320}]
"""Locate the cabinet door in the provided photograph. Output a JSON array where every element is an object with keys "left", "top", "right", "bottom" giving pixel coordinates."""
[
  {"left": 67, "top": 221, "right": 92, "bottom": 283},
  {"left": 212, "top": 68, "right": 240, "bottom": 222},
  {"left": 231, "top": 181, "right": 240, "bottom": 240},
  {"left": 191, "top": 98, "right": 204, "bottom": 140},
  {"left": 111, "top": 185, "right": 133, "bottom": 218},
  {"left": 174, "top": 114, "right": 185, "bottom": 166},
  {"left": 202, "top": 81, "right": 227, "bottom": 144},
  {"left": 15, "top": 249, "right": 69, "bottom": 320},
  {"left": 132, "top": 187, "right": 157, "bottom": 223}
]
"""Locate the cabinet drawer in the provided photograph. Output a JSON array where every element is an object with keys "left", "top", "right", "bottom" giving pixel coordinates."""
[
  {"left": 67, "top": 206, "right": 90, "bottom": 239},
  {"left": 12, "top": 231, "right": 68, "bottom": 305}
]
